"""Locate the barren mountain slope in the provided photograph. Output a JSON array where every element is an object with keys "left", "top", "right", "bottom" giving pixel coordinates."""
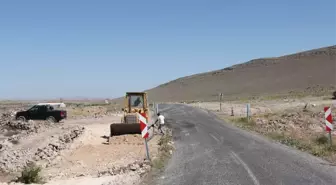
[{"left": 145, "top": 45, "right": 336, "bottom": 102}]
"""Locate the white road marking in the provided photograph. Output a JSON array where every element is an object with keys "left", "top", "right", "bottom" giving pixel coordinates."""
[
  {"left": 209, "top": 133, "right": 220, "bottom": 142},
  {"left": 230, "top": 152, "right": 240, "bottom": 165},
  {"left": 231, "top": 151, "right": 260, "bottom": 185}
]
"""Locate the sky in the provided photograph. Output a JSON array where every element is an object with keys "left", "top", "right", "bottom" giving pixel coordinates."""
[{"left": 0, "top": 0, "right": 335, "bottom": 99}]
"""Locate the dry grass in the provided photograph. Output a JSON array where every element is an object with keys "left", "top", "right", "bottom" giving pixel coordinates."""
[
  {"left": 267, "top": 132, "right": 336, "bottom": 158},
  {"left": 151, "top": 131, "right": 174, "bottom": 170},
  {"left": 227, "top": 116, "right": 256, "bottom": 130},
  {"left": 223, "top": 109, "right": 336, "bottom": 163}
]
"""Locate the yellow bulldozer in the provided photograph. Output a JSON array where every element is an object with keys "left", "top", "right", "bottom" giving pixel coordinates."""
[
  {"left": 120, "top": 92, "right": 150, "bottom": 123},
  {"left": 109, "top": 92, "right": 150, "bottom": 143}
]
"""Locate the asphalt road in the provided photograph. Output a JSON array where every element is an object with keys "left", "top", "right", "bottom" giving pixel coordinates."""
[{"left": 151, "top": 104, "right": 336, "bottom": 185}]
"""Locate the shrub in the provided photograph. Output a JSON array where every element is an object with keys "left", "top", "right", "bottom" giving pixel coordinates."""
[
  {"left": 15, "top": 163, "right": 44, "bottom": 184},
  {"left": 315, "top": 135, "right": 329, "bottom": 145},
  {"left": 237, "top": 117, "right": 248, "bottom": 123}
]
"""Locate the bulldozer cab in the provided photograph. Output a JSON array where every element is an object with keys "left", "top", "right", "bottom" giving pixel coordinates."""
[
  {"left": 125, "top": 92, "right": 147, "bottom": 113},
  {"left": 122, "top": 92, "right": 149, "bottom": 123}
]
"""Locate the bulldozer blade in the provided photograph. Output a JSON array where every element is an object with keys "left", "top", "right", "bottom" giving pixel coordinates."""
[
  {"left": 110, "top": 123, "right": 141, "bottom": 137},
  {"left": 109, "top": 123, "right": 141, "bottom": 144}
]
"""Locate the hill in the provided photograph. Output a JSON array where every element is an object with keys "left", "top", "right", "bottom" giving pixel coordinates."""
[{"left": 114, "top": 45, "right": 336, "bottom": 104}]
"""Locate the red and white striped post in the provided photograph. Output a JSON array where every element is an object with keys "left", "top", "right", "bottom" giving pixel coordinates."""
[
  {"left": 324, "top": 107, "right": 333, "bottom": 147},
  {"left": 137, "top": 112, "right": 150, "bottom": 160}
]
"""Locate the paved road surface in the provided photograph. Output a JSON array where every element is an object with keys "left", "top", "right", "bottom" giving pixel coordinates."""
[{"left": 151, "top": 104, "right": 336, "bottom": 185}]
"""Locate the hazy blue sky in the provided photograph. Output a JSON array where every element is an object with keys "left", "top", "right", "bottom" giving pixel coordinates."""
[{"left": 0, "top": 0, "right": 335, "bottom": 99}]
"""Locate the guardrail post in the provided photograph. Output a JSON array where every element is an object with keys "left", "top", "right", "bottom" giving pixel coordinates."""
[
  {"left": 231, "top": 107, "right": 234, "bottom": 116},
  {"left": 247, "top": 103, "right": 250, "bottom": 122},
  {"left": 219, "top": 93, "right": 223, "bottom": 111}
]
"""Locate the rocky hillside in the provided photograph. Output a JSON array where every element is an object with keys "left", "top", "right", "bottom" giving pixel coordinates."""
[{"left": 144, "top": 45, "right": 336, "bottom": 102}]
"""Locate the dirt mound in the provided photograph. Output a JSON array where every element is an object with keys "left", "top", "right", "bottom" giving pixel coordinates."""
[
  {"left": 255, "top": 111, "right": 326, "bottom": 135},
  {"left": 108, "top": 135, "right": 144, "bottom": 145},
  {"left": 0, "top": 120, "right": 59, "bottom": 147},
  {"left": 34, "top": 127, "right": 85, "bottom": 162},
  {"left": 0, "top": 126, "right": 85, "bottom": 173},
  {"left": 119, "top": 45, "right": 336, "bottom": 103},
  {"left": 96, "top": 159, "right": 151, "bottom": 177},
  {"left": 4, "top": 121, "right": 40, "bottom": 131}
]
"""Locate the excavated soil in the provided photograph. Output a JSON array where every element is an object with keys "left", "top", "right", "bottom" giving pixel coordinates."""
[{"left": 0, "top": 111, "right": 160, "bottom": 185}]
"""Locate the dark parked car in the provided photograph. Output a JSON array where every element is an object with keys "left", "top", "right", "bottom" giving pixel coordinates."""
[{"left": 15, "top": 104, "right": 67, "bottom": 123}]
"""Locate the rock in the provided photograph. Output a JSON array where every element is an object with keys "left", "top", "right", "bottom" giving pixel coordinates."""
[
  {"left": 76, "top": 173, "right": 85, "bottom": 177},
  {"left": 49, "top": 142, "right": 60, "bottom": 150},
  {"left": 279, "top": 119, "right": 286, "bottom": 124},
  {"left": 70, "top": 132, "right": 77, "bottom": 139},
  {"left": 288, "top": 120, "right": 294, "bottom": 125},
  {"left": 130, "top": 163, "right": 140, "bottom": 171},
  {"left": 64, "top": 134, "right": 71, "bottom": 143}
]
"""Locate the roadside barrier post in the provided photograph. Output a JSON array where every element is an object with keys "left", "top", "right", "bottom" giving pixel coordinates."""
[
  {"left": 145, "top": 138, "right": 150, "bottom": 160},
  {"left": 324, "top": 107, "right": 333, "bottom": 148},
  {"left": 231, "top": 107, "right": 234, "bottom": 116},
  {"left": 138, "top": 112, "right": 150, "bottom": 160},
  {"left": 219, "top": 93, "right": 223, "bottom": 111}
]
